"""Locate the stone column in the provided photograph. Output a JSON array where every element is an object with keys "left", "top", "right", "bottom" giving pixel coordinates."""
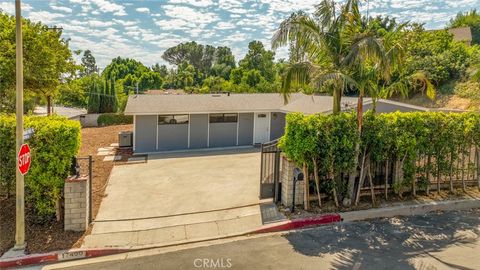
[
  {"left": 64, "top": 176, "right": 89, "bottom": 231},
  {"left": 281, "top": 156, "right": 304, "bottom": 208}
]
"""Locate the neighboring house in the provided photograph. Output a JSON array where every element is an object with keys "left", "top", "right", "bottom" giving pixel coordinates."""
[
  {"left": 448, "top": 27, "right": 473, "bottom": 46},
  {"left": 125, "top": 93, "right": 429, "bottom": 153},
  {"left": 146, "top": 89, "right": 186, "bottom": 95},
  {"left": 34, "top": 106, "right": 87, "bottom": 119}
]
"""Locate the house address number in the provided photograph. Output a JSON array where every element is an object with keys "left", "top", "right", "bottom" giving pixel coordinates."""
[{"left": 58, "top": 251, "right": 87, "bottom": 261}]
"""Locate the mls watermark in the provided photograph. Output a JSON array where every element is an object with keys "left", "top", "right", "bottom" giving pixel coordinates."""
[{"left": 193, "top": 258, "right": 232, "bottom": 268}]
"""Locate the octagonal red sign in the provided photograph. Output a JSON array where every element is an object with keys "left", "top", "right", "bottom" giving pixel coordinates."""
[{"left": 18, "top": 143, "right": 31, "bottom": 175}]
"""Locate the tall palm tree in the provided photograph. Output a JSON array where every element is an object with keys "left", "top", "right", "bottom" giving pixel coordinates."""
[{"left": 271, "top": 0, "right": 387, "bottom": 115}]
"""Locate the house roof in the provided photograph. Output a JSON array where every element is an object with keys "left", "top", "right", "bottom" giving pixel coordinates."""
[
  {"left": 448, "top": 27, "right": 473, "bottom": 42},
  {"left": 124, "top": 93, "right": 430, "bottom": 115},
  {"left": 124, "top": 93, "right": 305, "bottom": 115},
  {"left": 279, "top": 95, "right": 364, "bottom": 115}
]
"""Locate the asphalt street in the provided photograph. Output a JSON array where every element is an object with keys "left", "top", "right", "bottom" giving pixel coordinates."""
[{"left": 43, "top": 209, "right": 480, "bottom": 270}]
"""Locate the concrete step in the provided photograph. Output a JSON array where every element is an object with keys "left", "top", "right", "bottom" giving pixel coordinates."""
[
  {"left": 82, "top": 213, "right": 262, "bottom": 248},
  {"left": 92, "top": 204, "right": 261, "bottom": 234}
]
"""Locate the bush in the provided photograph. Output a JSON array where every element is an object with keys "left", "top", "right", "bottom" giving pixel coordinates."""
[
  {"left": 454, "top": 81, "right": 480, "bottom": 99},
  {"left": 0, "top": 115, "right": 81, "bottom": 219},
  {"left": 280, "top": 111, "right": 480, "bottom": 199},
  {"left": 97, "top": 113, "right": 133, "bottom": 126}
]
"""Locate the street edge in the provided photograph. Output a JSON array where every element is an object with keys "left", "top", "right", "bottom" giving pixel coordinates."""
[{"left": 2, "top": 197, "right": 480, "bottom": 269}]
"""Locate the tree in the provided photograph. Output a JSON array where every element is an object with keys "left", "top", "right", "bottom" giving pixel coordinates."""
[
  {"left": 239, "top": 41, "right": 276, "bottom": 83},
  {"left": 152, "top": 63, "right": 169, "bottom": 77},
  {"left": 87, "top": 75, "right": 102, "bottom": 113},
  {"left": 177, "top": 62, "right": 195, "bottom": 89},
  {"left": 138, "top": 71, "right": 163, "bottom": 91},
  {"left": 0, "top": 12, "right": 77, "bottom": 114},
  {"left": 80, "top": 49, "right": 98, "bottom": 76},
  {"left": 272, "top": 0, "right": 386, "bottom": 114},
  {"left": 448, "top": 9, "right": 480, "bottom": 45},
  {"left": 202, "top": 76, "right": 226, "bottom": 92},
  {"left": 102, "top": 57, "right": 149, "bottom": 81}
]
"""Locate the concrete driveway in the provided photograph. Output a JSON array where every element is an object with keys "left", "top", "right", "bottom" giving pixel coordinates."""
[{"left": 84, "top": 148, "right": 264, "bottom": 248}]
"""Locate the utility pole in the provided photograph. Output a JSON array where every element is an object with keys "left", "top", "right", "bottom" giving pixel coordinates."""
[{"left": 14, "top": 0, "right": 26, "bottom": 251}]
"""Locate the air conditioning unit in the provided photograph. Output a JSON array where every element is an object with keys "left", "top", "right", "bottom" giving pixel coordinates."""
[{"left": 118, "top": 131, "right": 133, "bottom": 148}]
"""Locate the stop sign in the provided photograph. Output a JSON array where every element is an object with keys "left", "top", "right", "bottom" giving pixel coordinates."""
[{"left": 18, "top": 143, "right": 31, "bottom": 175}]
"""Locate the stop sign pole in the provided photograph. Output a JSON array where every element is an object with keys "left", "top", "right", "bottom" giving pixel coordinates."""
[{"left": 14, "top": 0, "right": 26, "bottom": 251}]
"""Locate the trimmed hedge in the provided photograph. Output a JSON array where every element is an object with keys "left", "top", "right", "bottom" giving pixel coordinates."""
[
  {"left": 97, "top": 113, "right": 133, "bottom": 126},
  {"left": 0, "top": 115, "right": 81, "bottom": 219},
  {"left": 280, "top": 111, "right": 480, "bottom": 199}
]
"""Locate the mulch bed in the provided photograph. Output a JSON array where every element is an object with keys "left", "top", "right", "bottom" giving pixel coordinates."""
[{"left": 0, "top": 124, "right": 132, "bottom": 256}]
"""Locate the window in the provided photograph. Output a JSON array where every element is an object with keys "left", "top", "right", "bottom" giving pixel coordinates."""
[
  {"left": 158, "top": 115, "right": 189, "bottom": 125},
  {"left": 209, "top": 113, "right": 238, "bottom": 123}
]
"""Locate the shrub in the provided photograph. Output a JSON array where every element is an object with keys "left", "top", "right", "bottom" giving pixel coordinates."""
[
  {"left": 97, "top": 113, "right": 133, "bottom": 126},
  {"left": 281, "top": 111, "right": 480, "bottom": 199},
  {"left": 0, "top": 115, "right": 81, "bottom": 219}
]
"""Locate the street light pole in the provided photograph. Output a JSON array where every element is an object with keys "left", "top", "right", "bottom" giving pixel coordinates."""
[{"left": 14, "top": 0, "right": 26, "bottom": 251}]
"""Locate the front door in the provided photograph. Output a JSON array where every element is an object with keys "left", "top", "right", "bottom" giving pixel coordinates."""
[{"left": 254, "top": 112, "right": 270, "bottom": 144}]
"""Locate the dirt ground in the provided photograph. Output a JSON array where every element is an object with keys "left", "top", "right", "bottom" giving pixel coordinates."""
[
  {"left": 0, "top": 124, "right": 132, "bottom": 255},
  {"left": 282, "top": 186, "right": 480, "bottom": 219}
]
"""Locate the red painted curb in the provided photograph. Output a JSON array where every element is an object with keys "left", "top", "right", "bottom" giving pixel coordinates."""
[
  {"left": 0, "top": 248, "right": 129, "bottom": 269},
  {"left": 255, "top": 213, "right": 342, "bottom": 234}
]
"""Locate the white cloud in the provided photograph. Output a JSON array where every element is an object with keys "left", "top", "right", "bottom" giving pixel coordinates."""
[
  {"left": 50, "top": 5, "right": 73, "bottom": 13},
  {"left": 113, "top": 19, "right": 138, "bottom": 26},
  {"left": 168, "top": 0, "right": 214, "bottom": 7},
  {"left": 162, "top": 5, "right": 219, "bottom": 25},
  {"left": 136, "top": 7, "right": 150, "bottom": 13},
  {"left": 215, "top": 21, "right": 235, "bottom": 29},
  {"left": 0, "top": 2, "right": 32, "bottom": 14},
  {"left": 88, "top": 20, "right": 114, "bottom": 27},
  {"left": 27, "top": 11, "right": 66, "bottom": 25},
  {"left": 90, "top": 0, "right": 127, "bottom": 16}
]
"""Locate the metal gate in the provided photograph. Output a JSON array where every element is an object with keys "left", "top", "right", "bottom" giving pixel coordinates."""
[{"left": 259, "top": 139, "right": 282, "bottom": 201}]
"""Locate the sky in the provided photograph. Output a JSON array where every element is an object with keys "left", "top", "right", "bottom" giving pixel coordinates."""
[{"left": 0, "top": 0, "right": 479, "bottom": 69}]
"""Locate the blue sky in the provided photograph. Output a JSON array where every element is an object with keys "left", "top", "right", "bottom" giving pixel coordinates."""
[{"left": 1, "top": 0, "right": 479, "bottom": 69}]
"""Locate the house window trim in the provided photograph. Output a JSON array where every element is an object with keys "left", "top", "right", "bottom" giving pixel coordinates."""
[
  {"left": 158, "top": 114, "right": 189, "bottom": 125},
  {"left": 209, "top": 113, "right": 239, "bottom": 123}
]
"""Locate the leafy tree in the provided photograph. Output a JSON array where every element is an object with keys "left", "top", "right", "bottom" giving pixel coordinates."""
[
  {"left": 177, "top": 62, "right": 195, "bottom": 89},
  {"left": 80, "top": 49, "right": 98, "bottom": 77},
  {"left": 448, "top": 9, "right": 480, "bottom": 45},
  {"left": 102, "top": 57, "right": 149, "bottom": 81},
  {"left": 242, "top": 69, "right": 264, "bottom": 88},
  {"left": 138, "top": 71, "right": 163, "bottom": 91},
  {"left": 202, "top": 76, "right": 226, "bottom": 92},
  {"left": 239, "top": 41, "right": 276, "bottom": 82},
  {"left": 272, "top": 0, "right": 386, "bottom": 114},
  {"left": 86, "top": 75, "right": 103, "bottom": 113},
  {"left": 152, "top": 63, "right": 169, "bottom": 77},
  {"left": 0, "top": 12, "right": 76, "bottom": 114}
]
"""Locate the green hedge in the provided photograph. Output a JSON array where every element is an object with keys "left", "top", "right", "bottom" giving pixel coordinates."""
[
  {"left": 280, "top": 111, "right": 480, "bottom": 199},
  {"left": 0, "top": 115, "right": 81, "bottom": 219},
  {"left": 97, "top": 113, "right": 133, "bottom": 126}
]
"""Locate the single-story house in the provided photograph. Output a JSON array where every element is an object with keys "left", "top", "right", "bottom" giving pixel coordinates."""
[{"left": 124, "top": 93, "right": 429, "bottom": 153}]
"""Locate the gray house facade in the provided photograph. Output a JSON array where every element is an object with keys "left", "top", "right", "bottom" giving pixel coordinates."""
[{"left": 124, "top": 93, "right": 428, "bottom": 153}]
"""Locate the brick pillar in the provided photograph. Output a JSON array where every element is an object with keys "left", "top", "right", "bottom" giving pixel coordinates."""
[
  {"left": 281, "top": 156, "right": 304, "bottom": 208},
  {"left": 64, "top": 176, "right": 89, "bottom": 231}
]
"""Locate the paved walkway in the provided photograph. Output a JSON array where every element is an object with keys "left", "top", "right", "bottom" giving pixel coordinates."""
[
  {"left": 83, "top": 148, "right": 264, "bottom": 248},
  {"left": 47, "top": 209, "right": 480, "bottom": 270}
]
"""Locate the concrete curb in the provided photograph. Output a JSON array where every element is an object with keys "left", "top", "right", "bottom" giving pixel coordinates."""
[
  {"left": 0, "top": 248, "right": 128, "bottom": 269},
  {"left": 2, "top": 198, "right": 479, "bottom": 269},
  {"left": 254, "top": 214, "right": 342, "bottom": 234}
]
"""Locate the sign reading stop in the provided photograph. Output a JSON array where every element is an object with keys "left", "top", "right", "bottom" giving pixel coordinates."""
[{"left": 18, "top": 143, "right": 31, "bottom": 175}]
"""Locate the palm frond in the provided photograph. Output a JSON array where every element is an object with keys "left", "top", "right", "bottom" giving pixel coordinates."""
[
  {"left": 280, "top": 61, "right": 315, "bottom": 102},
  {"left": 314, "top": 72, "right": 358, "bottom": 93}
]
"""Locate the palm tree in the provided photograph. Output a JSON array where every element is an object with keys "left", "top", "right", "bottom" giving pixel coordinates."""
[{"left": 272, "top": 0, "right": 387, "bottom": 115}]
